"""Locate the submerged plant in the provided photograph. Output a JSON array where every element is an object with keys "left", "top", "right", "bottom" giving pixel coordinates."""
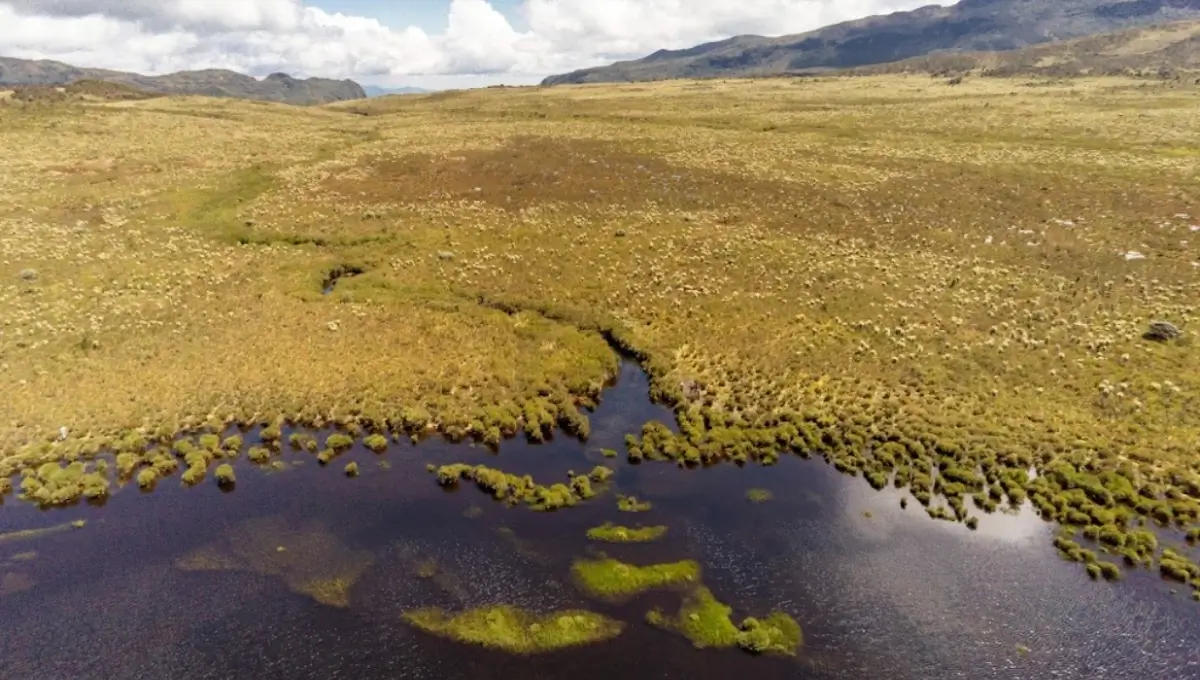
[
  {"left": 571, "top": 557, "right": 699, "bottom": 601},
  {"left": 176, "top": 515, "right": 374, "bottom": 607},
  {"left": 746, "top": 488, "right": 773, "bottom": 503},
  {"left": 586, "top": 523, "right": 668, "bottom": 543},
  {"left": 402, "top": 606, "right": 624, "bottom": 654}
]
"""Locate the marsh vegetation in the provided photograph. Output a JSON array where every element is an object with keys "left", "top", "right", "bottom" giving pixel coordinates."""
[
  {"left": 402, "top": 606, "right": 625, "bottom": 654},
  {"left": 0, "top": 74, "right": 1198, "bottom": 600}
]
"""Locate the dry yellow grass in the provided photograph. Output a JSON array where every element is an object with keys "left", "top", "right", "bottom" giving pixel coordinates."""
[{"left": 1, "top": 76, "right": 1198, "bottom": 517}]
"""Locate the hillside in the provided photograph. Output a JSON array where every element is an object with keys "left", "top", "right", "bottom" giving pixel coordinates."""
[
  {"left": 0, "top": 57, "right": 365, "bottom": 105},
  {"left": 853, "top": 18, "right": 1200, "bottom": 77},
  {"left": 542, "top": 0, "right": 1200, "bottom": 85}
]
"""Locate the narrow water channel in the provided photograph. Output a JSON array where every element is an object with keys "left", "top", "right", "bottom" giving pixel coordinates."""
[{"left": 0, "top": 359, "right": 1196, "bottom": 680}]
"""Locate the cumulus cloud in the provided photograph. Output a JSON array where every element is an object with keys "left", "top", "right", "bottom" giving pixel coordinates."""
[{"left": 0, "top": 0, "right": 951, "bottom": 85}]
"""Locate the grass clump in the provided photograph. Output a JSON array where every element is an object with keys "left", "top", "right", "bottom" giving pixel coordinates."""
[
  {"left": 746, "top": 488, "right": 773, "bottom": 503},
  {"left": 431, "top": 463, "right": 601, "bottom": 511},
  {"left": 617, "top": 495, "right": 653, "bottom": 512},
  {"left": 136, "top": 468, "right": 159, "bottom": 489},
  {"left": 646, "top": 586, "right": 802, "bottom": 656},
  {"left": 570, "top": 557, "right": 699, "bottom": 601},
  {"left": 18, "top": 462, "right": 109, "bottom": 506},
  {"left": 214, "top": 464, "right": 236, "bottom": 486},
  {"left": 586, "top": 523, "right": 668, "bottom": 543},
  {"left": 402, "top": 606, "right": 624, "bottom": 654},
  {"left": 344, "top": 462, "right": 359, "bottom": 477},
  {"left": 363, "top": 434, "right": 388, "bottom": 452}
]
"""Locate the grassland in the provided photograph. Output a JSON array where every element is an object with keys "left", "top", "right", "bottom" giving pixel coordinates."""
[{"left": 1, "top": 76, "right": 1199, "bottom": 591}]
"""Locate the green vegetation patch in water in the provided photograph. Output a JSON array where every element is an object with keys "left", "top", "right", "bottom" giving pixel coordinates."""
[
  {"left": 402, "top": 605, "right": 624, "bottom": 654},
  {"left": 571, "top": 556, "right": 699, "bottom": 601},
  {"left": 647, "top": 586, "right": 802, "bottom": 656},
  {"left": 18, "top": 461, "right": 110, "bottom": 506},
  {"left": 617, "top": 494, "right": 653, "bottom": 512},
  {"left": 432, "top": 463, "right": 607, "bottom": 510},
  {"left": 586, "top": 522, "right": 668, "bottom": 543}
]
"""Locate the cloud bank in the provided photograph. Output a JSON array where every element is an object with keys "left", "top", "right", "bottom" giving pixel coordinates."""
[{"left": 0, "top": 1, "right": 950, "bottom": 86}]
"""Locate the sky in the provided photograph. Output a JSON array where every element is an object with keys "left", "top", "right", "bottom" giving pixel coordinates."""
[{"left": 0, "top": 1, "right": 952, "bottom": 90}]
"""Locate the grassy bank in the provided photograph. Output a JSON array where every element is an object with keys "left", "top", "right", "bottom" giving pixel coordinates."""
[{"left": 1, "top": 76, "right": 1198, "bottom": 594}]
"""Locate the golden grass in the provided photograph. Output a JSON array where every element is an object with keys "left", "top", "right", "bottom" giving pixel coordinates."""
[{"left": 1, "top": 76, "right": 1199, "bottom": 588}]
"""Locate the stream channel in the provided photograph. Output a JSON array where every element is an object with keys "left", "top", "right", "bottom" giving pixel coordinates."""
[{"left": 0, "top": 359, "right": 1197, "bottom": 680}]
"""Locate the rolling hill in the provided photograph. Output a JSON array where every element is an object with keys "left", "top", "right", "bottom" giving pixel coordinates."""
[
  {"left": 542, "top": 0, "right": 1200, "bottom": 85},
  {"left": 853, "top": 18, "right": 1200, "bottom": 76},
  {"left": 0, "top": 57, "right": 365, "bottom": 105}
]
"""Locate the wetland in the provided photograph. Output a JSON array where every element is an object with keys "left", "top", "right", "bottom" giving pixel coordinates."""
[
  {"left": 1, "top": 75, "right": 1199, "bottom": 677},
  {"left": 1, "top": 359, "right": 1199, "bottom": 679}
]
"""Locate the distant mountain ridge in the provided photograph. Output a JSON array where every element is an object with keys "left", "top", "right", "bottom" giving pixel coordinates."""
[
  {"left": 0, "top": 57, "right": 365, "bottom": 105},
  {"left": 542, "top": 0, "right": 1200, "bottom": 85},
  {"left": 853, "top": 18, "right": 1200, "bottom": 77},
  {"left": 362, "top": 85, "right": 428, "bottom": 97}
]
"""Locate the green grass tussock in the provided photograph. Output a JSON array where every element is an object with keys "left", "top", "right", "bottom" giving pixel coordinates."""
[
  {"left": 402, "top": 606, "right": 624, "bottom": 654},
  {"left": 586, "top": 523, "right": 668, "bottom": 543},
  {"left": 571, "top": 557, "right": 700, "bottom": 601}
]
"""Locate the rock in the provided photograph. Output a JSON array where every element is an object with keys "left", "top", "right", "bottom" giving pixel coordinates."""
[
  {"left": 1123, "top": 251, "right": 1146, "bottom": 261},
  {"left": 1144, "top": 321, "right": 1181, "bottom": 342},
  {"left": 17, "top": 268, "right": 37, "bottom": 281},
  {"left": 437, "top": 251, "right": 455, "bottom": 261},
  {"left": 326, "top": 321, "right": 340, "bottom": 332}
]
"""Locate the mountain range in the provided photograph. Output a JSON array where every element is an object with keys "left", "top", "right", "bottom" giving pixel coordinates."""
[
  {"left": 0, "top": 57, "right": 365, "bottom": 105},
  {"left": 542, "top": 0, "right": 1200, "bottom": 85},
  {"left": 362, "top": 85, "right": 428, "bottom": 97},
  {"left": 855, "top": 17, "right": 1200, "bottom": 77}
]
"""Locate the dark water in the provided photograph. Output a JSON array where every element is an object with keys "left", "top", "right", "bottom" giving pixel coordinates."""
[{"left": 1, "top": 360, "right": 1198, "bottom": 680}]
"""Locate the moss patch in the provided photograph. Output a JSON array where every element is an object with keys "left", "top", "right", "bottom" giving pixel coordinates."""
[
  {"left": 647, "top": 586, "right": 802, "bottom": 656},
  {"left": 571, "top": 557, "right": 700, "bottom": 601},
  {"left": 402, "top": 605, "right": 624, "bottom": 654},
  {"left": 586, "top": 522, "right": 668, "bottom": 543},
  {"left": 433, "top": 463, "right": 605, "bottom": 510}
]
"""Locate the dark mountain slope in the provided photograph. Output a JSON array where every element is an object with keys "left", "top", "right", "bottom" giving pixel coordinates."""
[
  {"left": 852, "top": 18, "right": 1200, "bottom": 76},
  {"left": 542, "top": 0, "right": 1200, "bottom": 85}
]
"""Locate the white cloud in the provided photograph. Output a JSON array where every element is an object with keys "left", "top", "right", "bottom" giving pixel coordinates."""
[{"left": 0, "top": 0, "right": 951, "bottom": 87}]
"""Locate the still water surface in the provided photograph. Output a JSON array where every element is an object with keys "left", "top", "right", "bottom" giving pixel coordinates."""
[{"left": 1, "top": 361, "right": 1197, "bottom": 680}]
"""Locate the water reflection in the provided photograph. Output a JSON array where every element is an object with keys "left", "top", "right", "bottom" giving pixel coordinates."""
[{"left": 0, "top": 360, "right": 1196, "bottom": 680}]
